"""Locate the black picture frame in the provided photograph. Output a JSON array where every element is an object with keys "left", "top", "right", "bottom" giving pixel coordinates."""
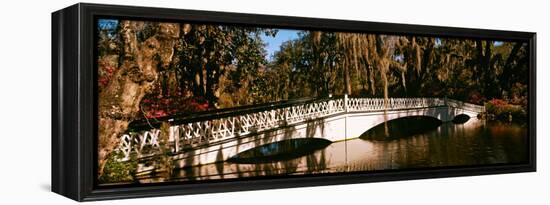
[{"left": 52, "top": 3, "right": 536, "bottom": 201}]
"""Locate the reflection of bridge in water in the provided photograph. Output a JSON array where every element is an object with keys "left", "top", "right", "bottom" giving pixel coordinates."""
[{"left": 115, "top": 95, "right": 485, "bottom": 179}]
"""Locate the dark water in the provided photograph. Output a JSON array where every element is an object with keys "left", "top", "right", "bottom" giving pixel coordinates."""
[{"left": 165, "top": 119, "right": 528, "bottom": 182}]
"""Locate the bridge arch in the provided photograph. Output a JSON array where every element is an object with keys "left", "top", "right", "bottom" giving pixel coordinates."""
[
  {"left": 226, "top": 138, "right": 332, "bottom": 164},
  {"left": 358, "top": 116, "right": 442, "bottom": 141},
  {"left": 452, "top": 114, "right": 471, "bottom": 124},
  {"left": 344, "top": 106, "right": 451, "bottom": 140}
]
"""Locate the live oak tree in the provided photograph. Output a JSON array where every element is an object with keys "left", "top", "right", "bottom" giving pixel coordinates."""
[
  {"left": 97, "top": 22, "right": 275, "bottom": 177},
  {"left": 98, "top": 21, "right": 180, "bottom": 177}
]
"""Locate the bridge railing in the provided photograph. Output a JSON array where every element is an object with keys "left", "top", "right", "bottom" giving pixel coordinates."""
[
  {"left": 116, "top": 97, "right": 346, "bottom": 161},
  {"left": 445, "top": 98, "right": 486, "bottom": 113},
  {"left": 346, "top": 97, "right": 446, "bottom": 112},
  {"left": 114, "top": 96, "right": 482, "bottom": 161}
]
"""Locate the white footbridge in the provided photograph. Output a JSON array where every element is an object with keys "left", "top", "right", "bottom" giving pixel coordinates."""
[{"left": 114, "top": 95, "right": 485, "bottom": 173}]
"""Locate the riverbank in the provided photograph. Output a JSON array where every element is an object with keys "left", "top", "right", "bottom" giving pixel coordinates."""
[{"left": 485, "top": 99, "right": 527, "bottom": 123}]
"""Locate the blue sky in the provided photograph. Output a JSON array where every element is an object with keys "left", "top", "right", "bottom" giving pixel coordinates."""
[
  {"left": 261, "top": 29, "right": 300, "bottom": 61},
  {"left": 98, "top": 19, "right": 118, "bottom": 30}
]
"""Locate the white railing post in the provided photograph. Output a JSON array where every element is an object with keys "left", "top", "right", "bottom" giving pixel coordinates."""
[
  {"left": 284, "top": 107, "right": 288, "bottom": 125},
  {"left": 171, "top": 126, "right": 179, "bottom": 153},
  {"left": 328, "top": 94, "right": 333, "bottom": 114},
  {"left": 344, "top": 94, "right": 349, "bottom": 113}
]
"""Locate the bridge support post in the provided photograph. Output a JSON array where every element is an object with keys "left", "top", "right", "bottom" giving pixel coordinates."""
[
  {"left": 170, "top": 126, "right": 179, "bottom": 153},
  {"left": 344, "top": 94, "right": 349, "bottom": 113},
  {"left": 442, "top": 97, "right": 451, "bottom": 122},
  {"left": 344, "top": 94, "right": 348, "bottom": 140}
]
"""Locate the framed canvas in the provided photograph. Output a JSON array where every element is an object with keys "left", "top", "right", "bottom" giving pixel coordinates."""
[{"left": 52, "top": 3, "right": 536, "bottom": 201}]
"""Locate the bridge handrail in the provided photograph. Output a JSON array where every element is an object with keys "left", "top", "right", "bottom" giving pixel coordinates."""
[
  {"left": 127, "top": 96, "right": 335, "bottom": 132},
  {"left": 445, "top": 98, "right": 485, "bottom": 113},
  {"left": 346, "top": 97, "right": 446, "bottom": 112}
]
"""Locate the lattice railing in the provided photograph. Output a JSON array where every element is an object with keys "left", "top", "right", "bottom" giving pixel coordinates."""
[
  {"left": 346, "top": 98, "right": 446, "bottom": 112},
  {"left": 445, "top": 98, "right": 486, "bottom": 113},
  {"left": 114, "top": 96, "right": 484, "bottom": 161}
]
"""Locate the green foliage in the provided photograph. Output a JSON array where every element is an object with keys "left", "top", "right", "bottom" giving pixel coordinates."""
[
  {"left": 137, "top": 23, "right": 278, "bottom": 113},
  {"left": 98, "top": 152, "right": 138, "bottom": 184},
  {"left": 485, "top": 99, "right": 527, "bottom": 122},
  {"left": 97, "top": 20, "right": 529, "bottom": 120},
  {"left": 254, "top": 32, "right": 529, "bottom": 107},
  {"left": 155, "top": 122, "right": 175, "bottom": 179}
]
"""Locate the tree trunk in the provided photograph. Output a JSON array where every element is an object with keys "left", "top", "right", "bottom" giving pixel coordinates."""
[
  {"left": 97, "top": 21, "right": 180, "bottom": 177},
  {"left": 475, "top": 40, "right": 485, "bottom": 93},
  {"left": 344, "top": 64, "right": 352, "bottom": 95},
  {"left": 484, "top": 41, "right": 493, "bottom": 97},
  {"left": 500, "top": 42, "right": 522, "bottom": 93}
]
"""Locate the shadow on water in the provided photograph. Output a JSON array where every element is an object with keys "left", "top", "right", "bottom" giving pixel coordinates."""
[
  {"left": 360, "top": 116, "right": 442, "bottom": 141},
  {"left": 227, "top": 138, "right": 332, "bottom": 164}
]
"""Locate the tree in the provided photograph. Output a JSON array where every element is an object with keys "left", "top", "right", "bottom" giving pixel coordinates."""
[
  {"left": 163, "top": 25, "right": 276, "bottom": 108},
  {"left": 97, "top": 21, "right": 180, "bottom": 177}
]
